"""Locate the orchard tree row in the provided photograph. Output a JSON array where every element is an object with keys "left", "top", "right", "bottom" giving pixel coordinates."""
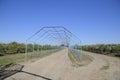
[
  {"left": 0, "top": 42, "right": 59, "bottom": 56},
  {"left": 80, "top": 44, "right": 120, "bottom": 57}
]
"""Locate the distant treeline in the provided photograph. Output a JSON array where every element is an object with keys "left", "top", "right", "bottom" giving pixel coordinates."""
[
  {"left": 77, "top": 44, "right": 120, "bottom": 57},
  {"left": 0, "top": 42, "right": 59, "bottom": 56}
]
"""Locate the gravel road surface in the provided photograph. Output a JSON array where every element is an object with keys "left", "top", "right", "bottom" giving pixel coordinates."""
[{"left": 6, "top": 49, "right": 120, "bottom": 80}]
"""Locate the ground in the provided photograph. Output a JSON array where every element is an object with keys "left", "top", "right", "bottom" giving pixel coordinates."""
[{"left": 5, "top": 49, "right": 120, "bottom": 80}]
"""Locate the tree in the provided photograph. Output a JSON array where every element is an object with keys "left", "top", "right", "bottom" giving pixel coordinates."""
[
  {"left": 17, "top": 43, "right": 25, "bottom": 53},
  {"left": 0, "top": 43, "right": 6, "bottom": 56},
  {"left": 6, "top": 42, "right": 18, "bottom": 54},
  {"left": 27, "top": 44, "right": 33, "bottom": 52}
]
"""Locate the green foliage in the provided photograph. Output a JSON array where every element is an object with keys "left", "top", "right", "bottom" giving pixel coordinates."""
[
  {"left": 81, "top": 44, "right": 120, "bottom": 57},
  {"left": 0, "top": 42, "right": 60, "bottom": 56},
  {"left": 6, "top": 42, "right": 18, "bottom": 54},
  {"left": 3, "top": 42, "right": 25, "bottom": 54},
  {"left": 27, "top": 44, "right": 33, "bottom": 52},
  {"left": 0, "top": 43, "right": 6, "bottom": 56},
  {"left": 17, "top": 43, "right": 25, "bottom": 53}
]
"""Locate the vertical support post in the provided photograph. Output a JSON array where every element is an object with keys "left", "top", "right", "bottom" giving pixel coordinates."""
[
  {"left": 37, "top": 44, "right": 39, "bottom": 57},
  {"left": 25, "top": 40, "right": 28, "bottom": 61},
  {"left": 39, "top": 45, "right": 41, "bottom": 56},
  {"left": 79, "top": 41, "right": 82, "bottom": 61},
  {"left": 32, "top": 42, "right": 35, "bottom": 58},
  {"left": 41, "top": 45, "right": 42, "bottom": 56},
  {"left": 40, "top": 45, "right": 43, "bottom": 54}
]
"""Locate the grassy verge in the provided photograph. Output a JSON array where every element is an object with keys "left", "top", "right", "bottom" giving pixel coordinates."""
[
  {"left": 0, "top": 48, "right": 62, "bottom": 65},
  {"left": 0, "top": 53, "right": 24, "bottom": 65},
  {"left": 68, "top": 49, "right": 93, "bottom": 67},
  {"left": 68, "top": 49, "right": 83, "bottom": 67}
]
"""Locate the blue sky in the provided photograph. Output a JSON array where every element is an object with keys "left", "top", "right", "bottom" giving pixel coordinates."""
[{"left": 0, "top": 0, "right": 120, "bottom": 44}]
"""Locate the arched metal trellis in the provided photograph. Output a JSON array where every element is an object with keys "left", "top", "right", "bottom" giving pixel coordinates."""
[{"left": 25, "top": 26, "right": 82, "bottom": 61}]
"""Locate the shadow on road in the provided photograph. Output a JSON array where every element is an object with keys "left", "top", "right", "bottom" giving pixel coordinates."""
[
  {"left": 0, "top": 63, "right": 52, "bottom": 80},
  {"left": 20, "top": 71, "right": 52, "bottom": 80}
]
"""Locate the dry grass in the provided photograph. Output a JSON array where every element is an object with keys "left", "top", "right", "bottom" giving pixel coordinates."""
[
  {"left": 100, "top": 65, "right": 109, "bottom": 70},
  {"left": 68, "top": 49, "right": 93, "bottom": 67}
]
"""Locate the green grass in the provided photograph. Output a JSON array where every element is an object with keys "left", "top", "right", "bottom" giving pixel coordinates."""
[
  {"left": 0, "top": 48, "right": 62, "bottom": 65},
  {"left": 0, "top": 53, "right": 24, "bottom": 65}
]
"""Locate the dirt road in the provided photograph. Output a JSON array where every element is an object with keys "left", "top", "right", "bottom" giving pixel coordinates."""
[{"left": 6, "top": 49, "right": 120, "bottom": 80}]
